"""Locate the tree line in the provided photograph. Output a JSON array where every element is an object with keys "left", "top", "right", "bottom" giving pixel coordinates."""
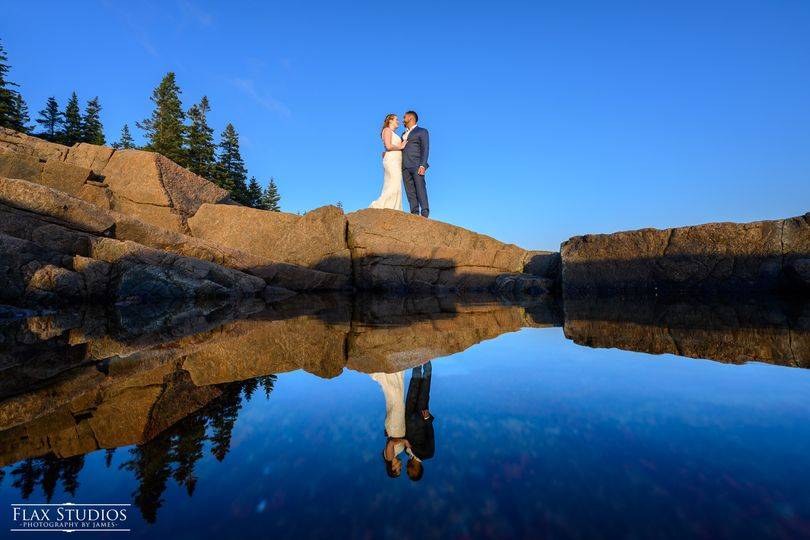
[{"left": 0, "top": 39, "right": 280, "bottom": 211}]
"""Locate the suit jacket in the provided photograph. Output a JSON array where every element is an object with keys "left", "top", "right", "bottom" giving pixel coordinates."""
[
  {"left": 406, "top": 413, "right": 435, "bottom": 460},
  {"left": 402, "top": 126, "right": 430, "bottom": 171}
]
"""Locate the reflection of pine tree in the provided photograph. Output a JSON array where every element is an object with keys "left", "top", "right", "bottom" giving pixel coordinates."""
[
  {"left": 11, "top": 459, "right": 37, "bottom": 499},
  {"left": 170, "top": 415, "right": 206, "bottom": 496},
  {"left": 257, "top": 375, "right": 278, "bottom": 399},
  {"left": 10, "top": 455, "right": 86, "bottom": 501},
  {"left": 208, "top": 384, "right": 243, "bottom": 462},
  {"left": 242, "top": 378, "right": 259, "bottom": 401},
  {"left": 120, "top": 437, "right": 173, "bottom": 524},
  {"left": 119, "top": 378, "right": 264, "bottom": 522},
  {"left": 41, "top": 458, "right": 61, "bottom": 501},
  {"left": 3, "top": 376, "right": 282, "bottom": 524},
  {"left": 59, "top": 456, "right": 84, "bottom": 496},
  {"left": 105, "top": 448, "right": 116, "bottom": 468}
]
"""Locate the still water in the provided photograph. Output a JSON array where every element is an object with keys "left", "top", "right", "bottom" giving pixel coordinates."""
[{"left": 1, "top": 295, "right": 809, "bottom": 539}]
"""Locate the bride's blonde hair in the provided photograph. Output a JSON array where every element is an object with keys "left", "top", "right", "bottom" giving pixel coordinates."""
[{"left": 380, "top": 114, "right": 396, "bottom": 136}]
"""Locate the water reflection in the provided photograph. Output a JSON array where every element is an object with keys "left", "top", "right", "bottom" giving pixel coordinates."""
[
  {"left": 0, "top": 292, "right": 808, "bottom": 529},
  {"left": 372, "top": 361, "right": 434, "bottom": 481},
  {"left": 564, "top": 295, "right": 810, "bottom": 367}
]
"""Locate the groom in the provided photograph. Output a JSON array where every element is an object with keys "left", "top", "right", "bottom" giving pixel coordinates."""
[{"left": 402, "top": 111, "right": 430, "bottom": 218}]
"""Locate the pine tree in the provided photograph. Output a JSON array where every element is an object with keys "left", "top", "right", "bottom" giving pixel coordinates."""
[
  {"left": 112, "top": 123, "right": 135, "bottom": 149},
  {"left": 8, "top": 92, "right": 30, "bottom": 133},
  {"left": 258, "top": 178, "right": 281, "bottom": 211},
  {"left": 61, "top": 91, "right": 82, "bottom": 145},
  {"left": 186, "top": 96, "right": 216, "bottom": 179},
  {"left": 215, "top": 123, "right": 248, "bottom": 203},
  {"left": 80, "top": 96, "right": 104, "bottom": 144},
  {"left": 35, "top": 97, "right": 62, "bottom": 140},
  {"left": 137, "top": 72, "right": 186, "bottom": 165},
  {"left": 246, "top": 176, "right": 263, "bottom": 208},
  {"left": 0, "top": 39, "right": 20, "bottom": 130}
]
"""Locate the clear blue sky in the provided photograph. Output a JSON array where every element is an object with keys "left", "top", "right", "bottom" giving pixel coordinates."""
[{"left": 2, "top": 1, "right": 809, "bottom": 250}]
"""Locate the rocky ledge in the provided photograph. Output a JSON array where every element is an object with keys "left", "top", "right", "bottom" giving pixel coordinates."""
[
  {"left": 0, "top": 126, "right": 806, "bottom": 303},
  {"left": 0, "top": 127, "right": 557, "bottom": 304},
  {"left": 561, "top": 213, "right": 810, "bottom": 296}
]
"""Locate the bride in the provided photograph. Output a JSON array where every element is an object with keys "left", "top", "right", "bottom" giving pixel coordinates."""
[{"left": 369, "top": 113, "right": 407, "bottom": 210}]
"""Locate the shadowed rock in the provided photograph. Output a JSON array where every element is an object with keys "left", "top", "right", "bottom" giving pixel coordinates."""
[
  {"left": 564, "top": 296, "right": 810, "bottom": 367},
  {"left": 102, "top": 149, "right": 230, "bottom": 232},
  {"left": 347, "top": 209, "right": 540, "bottom": 291},
  {"left": 0, "top": 178, "right": 349, "bottom": 301},
  {"left": 561, "top": 214, "right": 810, "bottom": 296}
]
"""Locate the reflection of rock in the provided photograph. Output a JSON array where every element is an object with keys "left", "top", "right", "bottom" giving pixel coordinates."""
[
  {"left": 182, "top": 316, "right": 349, "bottom": 383},
  {"left": 1, "top": 292, "right": 809, "bottom": 471},
  {"left": 345, "top": 295, "right": 558, "bottom": 374},
  {"left": 0, "top": 294, "right": 559, "bottom": 466},
  {"left": 563, "top": 297, "right": 810, "bottom": 367},
  {"left": 561, "top": 213, "right": 810, "bottom": 295}
]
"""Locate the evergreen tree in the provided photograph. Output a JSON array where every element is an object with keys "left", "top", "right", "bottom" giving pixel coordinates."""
[
  {"left": 215, "top": 123, "right": 248, "bottom": 203},
  {"left": 258, "top": 177, "right": 281, "bottom": 211},
  {"left": 0, "top": 39, "right": 20, "bottom": 130},
  {"left": 8, "top": 92, "right": 30, "bottom": 133},
  {"left": 35, "top": 97, "right": 62, "bottom": 140},
  {"left": 246, "top": 176, "right": 263, "bottom": 208},
  {"left": 80, "top": 96, "right": 104, "bottom": 144},
  {"left": 137, "top": 72, "right": 186, "bottom": 165},
  {"left": 61, "top": 91, "right": 82, "bottom": 145},
  {"left": 112, "top": 123, "right": 135, "bottom": 149},
  {"left": 186, "top": 96, "right": 216, "bottom": 179}
]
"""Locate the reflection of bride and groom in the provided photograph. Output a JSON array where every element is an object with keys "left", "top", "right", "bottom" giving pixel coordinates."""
[{"left": 371, "top": 362, "right": 435, "bottom": 481}]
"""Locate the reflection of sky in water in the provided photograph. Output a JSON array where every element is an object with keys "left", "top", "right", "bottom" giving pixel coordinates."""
[{"left": 3, "top": 327, "right": 810, "bottom": 539}]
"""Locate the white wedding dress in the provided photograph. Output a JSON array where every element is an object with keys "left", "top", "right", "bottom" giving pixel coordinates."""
[
  {"left": 370, "top": 371, "right": 407, "bottom": 457},
  {"left": 369, "top": 131, "right": 404, "bottom": 210}
]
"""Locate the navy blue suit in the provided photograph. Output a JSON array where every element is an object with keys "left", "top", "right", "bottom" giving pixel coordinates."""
[{"left": 402, "top": 126, "right": 430, "bottom": 217}]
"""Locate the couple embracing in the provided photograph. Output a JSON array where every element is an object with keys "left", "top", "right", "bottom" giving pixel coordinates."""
[
  {"left": 372, "top": 362, "right": 435, "bottom": 481},
  {"left": 370, "top": 110, "right": 430, "bottom": 217}
]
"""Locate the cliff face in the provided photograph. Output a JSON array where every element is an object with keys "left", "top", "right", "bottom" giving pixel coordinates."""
[
  {"left": 0, "top": 127, "right": 556, "bottom": 303},
  {"left": 1, "top": 126, "right": 806, "bottom": 302},
  {"left": 561, "top": 214, "right": 810, "bottom": 296}
]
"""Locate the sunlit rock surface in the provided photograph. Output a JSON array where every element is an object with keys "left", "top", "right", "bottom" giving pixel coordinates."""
[{"left": 0, "top": 128, "right": 558, "bottom": 296}]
